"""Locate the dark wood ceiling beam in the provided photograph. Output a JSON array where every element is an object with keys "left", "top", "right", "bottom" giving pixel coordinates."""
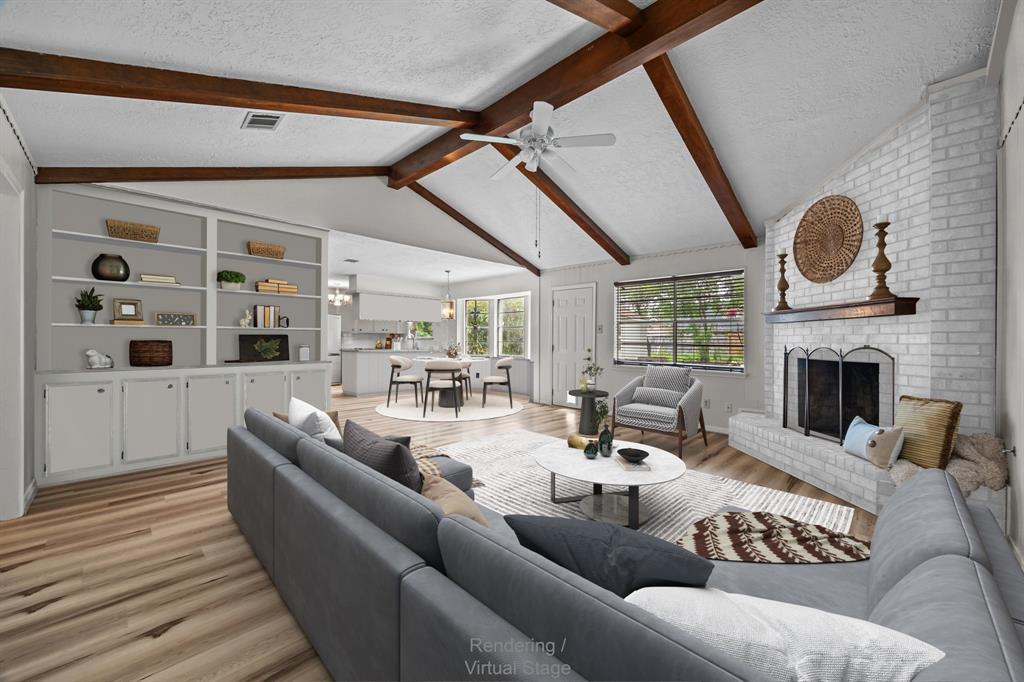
[
  {"left": 0, "top": 47, "right": 477, "bottom": 128},
  {"left": 407, "top": 182, "right": 540, "bottom": 276},
  {"left": 546, "top": 0, "right": 643, "bottom": 35},
  {"left": 492, "top": 145, "right": 630, "bottom": 265},
  {"left": 642, "top": 55, "right": 757, "bottom": 248},
  {"left": 389, "top": 0, "right": 759, "bottom": 188},
  {"left": 35, "top": 166, "right": 389, "bottom": 184}
]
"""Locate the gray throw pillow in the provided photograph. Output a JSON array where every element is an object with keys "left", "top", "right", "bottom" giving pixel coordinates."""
[
  {"left": 633, "top": 386, "right": 684, "bottom": 409},
  {"left": 341, "top": 420, "right": 422, "bottom": 492},
  {"left": 325, "top": 433, "right": 411, "bottom": 452},
  {"left": 505, "top": 515, "right": 713, "bottom": 597}
]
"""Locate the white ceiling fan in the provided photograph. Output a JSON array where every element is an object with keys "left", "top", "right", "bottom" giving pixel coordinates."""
[{"left": 460, "top": 101, "right": 616, "bottom": 180}]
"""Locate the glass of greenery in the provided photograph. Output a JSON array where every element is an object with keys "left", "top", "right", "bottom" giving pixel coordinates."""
[{"left": 217, "top": 270, "right": 247, "bottom": 290}]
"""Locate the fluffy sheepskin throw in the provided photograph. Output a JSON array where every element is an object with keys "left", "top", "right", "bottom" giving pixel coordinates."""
[{"left": 891, "top": 432, "right": 1008, "bottom": 496}]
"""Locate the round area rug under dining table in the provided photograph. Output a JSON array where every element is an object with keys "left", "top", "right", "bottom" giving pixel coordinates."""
[{"left": 374, "top": 391, "right": 526, "bottom": 422}]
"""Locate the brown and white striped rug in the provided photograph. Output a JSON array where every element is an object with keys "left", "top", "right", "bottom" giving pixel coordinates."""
[
  {"left": 436, "top": 431, "right": 854, "bottom": 542},
  {"left": 678, "top": 511, "right": 870, "bottom": 563}
]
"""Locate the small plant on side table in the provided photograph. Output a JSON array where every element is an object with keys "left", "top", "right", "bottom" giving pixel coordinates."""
[
  {"left": 593, "top": 398, "right": 609, "bottom": 433},
  {"left": 581, "top": 347, "right": 604, "bottom": 390},
  {"left": 75, "top": 287, "right": 103, "bottom": 325},
  {"left": 217, "top": 270, "right": 246, "bottom": 290}
]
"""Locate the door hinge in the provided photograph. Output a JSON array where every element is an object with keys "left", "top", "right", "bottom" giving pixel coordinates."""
[
  {"left": 121, "top": 450, "right": 125, "bottom": 460},
  {"left": 186, "top": 441, "right": 190, "bottom": 452},
  {"left": 43, "top": 463, "right": 47, "bottom": 473},
  {"left": 186, "top": 380, "right": 190, "bottom": 389},
  {"left": 43, "top": 388, "right": 46, "bottom": 399}
]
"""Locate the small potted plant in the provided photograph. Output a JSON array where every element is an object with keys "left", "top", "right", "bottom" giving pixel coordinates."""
[
  {"left": 581, "top": 347, "right": 604, "bottom": 390},
  {"left": 217, "top": 270, "right": 246, "bottom": 290},
  {"left": 445, "top": 342, "right": 462, "bottom": 359},
  {"left": 75, "top": 287, "right": 103, "bottom": 324}
]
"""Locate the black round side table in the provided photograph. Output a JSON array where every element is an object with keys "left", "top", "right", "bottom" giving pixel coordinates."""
[{"left": 568, "top": 389, "right": 609, "bottom": 436}]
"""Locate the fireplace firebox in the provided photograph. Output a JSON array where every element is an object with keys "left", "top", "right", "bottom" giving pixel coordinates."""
[{"left": 783, "top": 346, "right": 895, "bottom": 443}]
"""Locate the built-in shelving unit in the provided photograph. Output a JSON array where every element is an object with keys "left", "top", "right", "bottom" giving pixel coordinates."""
[
  {"left": 52, "top": 275, "right": 208, "bottom": 292},
  {"left": 217, "top": 288, "right": 321, "bottom": 300},
  {"left": 216, "top": 249, "right": 320, "bottom": 268},
  {"left": 52, "top": 322, "right": 208, "bottom": 329},
  {"left": 53, "top": 229, "right": 207, "bottom": 254}
]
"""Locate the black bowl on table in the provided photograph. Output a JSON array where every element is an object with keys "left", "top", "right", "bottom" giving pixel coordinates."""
[{"left": 617, "top": 448, "right": 649, "bottom": 464}]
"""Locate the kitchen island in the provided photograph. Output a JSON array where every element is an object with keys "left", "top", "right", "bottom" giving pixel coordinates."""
[{"left": 339, "top": 349, "right": 533, "bottom": 398}]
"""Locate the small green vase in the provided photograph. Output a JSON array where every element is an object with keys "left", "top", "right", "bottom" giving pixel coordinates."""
[
  {"left": 599, "top": 425, "right": 613, "bottom": 456},
  {"left": 584, "top": 441, "right": 599, "bottom": 459}
]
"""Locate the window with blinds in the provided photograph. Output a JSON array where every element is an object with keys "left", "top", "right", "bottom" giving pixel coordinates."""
[{"left": 614, "top": 269, "right": 745, "bottom": 373}]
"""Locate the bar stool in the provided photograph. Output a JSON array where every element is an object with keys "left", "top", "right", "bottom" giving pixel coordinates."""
[
  {"left": 424, "top": 359, "right": 464, "bottom": 418},
  {"left": 482, "top": 357, "right": 514, "bottom": 408},
  {"left": 387, "top": 355, "right": 424, "bottom": 407}
]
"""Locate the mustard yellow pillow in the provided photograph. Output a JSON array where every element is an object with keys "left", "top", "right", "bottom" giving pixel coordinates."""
[{"left": 894, "top": 396, "right": 962, "bottom": 469}]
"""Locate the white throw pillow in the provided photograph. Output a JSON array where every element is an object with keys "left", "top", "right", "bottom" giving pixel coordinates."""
[
  {"left": 287, "top": 397, "right": 341, "bottom": 441},
  {"left": 625, "top": 587, "right": 944, "bottom": 682}
]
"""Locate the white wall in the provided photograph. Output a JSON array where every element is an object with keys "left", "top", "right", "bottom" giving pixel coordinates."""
[
  {"left": 0, "top": 94, "right": 36, "bottom": 518},
  {"left": 998, "top": 0, "right": 1024, "bottom": 552}
]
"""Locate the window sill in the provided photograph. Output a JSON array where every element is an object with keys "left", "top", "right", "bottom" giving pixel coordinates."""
[{"left": 613, "top": 362, "right": 747, "bottom": 379}]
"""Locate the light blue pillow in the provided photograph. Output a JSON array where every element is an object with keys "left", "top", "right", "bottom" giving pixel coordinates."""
[{"left": 843, "top": 416, "right": 882, "bottom": 459}]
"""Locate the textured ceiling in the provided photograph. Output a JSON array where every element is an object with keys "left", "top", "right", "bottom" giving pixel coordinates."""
[{"left": 0, "top": 0, "right": 1000, "bottom": 272}]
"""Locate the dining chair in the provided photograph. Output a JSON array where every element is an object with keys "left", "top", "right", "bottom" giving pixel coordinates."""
[
  {"left": 423, "top": 359, "right": 463, "bottom": 418},
  {"left": 387, "top": 355, "right": 424, "bottom": 407},
  {"left": 482, "top": 357, "right": 514, "bottom": 408}
]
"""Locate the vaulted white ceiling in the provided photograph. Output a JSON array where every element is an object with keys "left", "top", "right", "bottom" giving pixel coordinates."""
[{"left": 0, "top": 0, "right": 1000, "bottom": 275}]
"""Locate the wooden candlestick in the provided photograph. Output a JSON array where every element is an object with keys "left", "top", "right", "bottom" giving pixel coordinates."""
[
  {"left": 868, "top": 221, "right": 894, "bottom": 300},
  {"left": 775, "top": 252, "right": 792, "bottom": 311}
]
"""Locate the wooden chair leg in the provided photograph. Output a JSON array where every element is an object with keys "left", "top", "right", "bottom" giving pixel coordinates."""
[
  {"left": 699, "top": 410, "right": 709, "bottom": 447},
  {"left": 677, "top": 427, "right": 684, "bottom": 457},
  {"left": 507, "top": 383, "right": 513, "bottom": 408},
  {"left": 482, "top": 383, "right": 488, "bottom": 407},
  {"left": 422, "top": 388, "right": 428, "bottom": 417}
]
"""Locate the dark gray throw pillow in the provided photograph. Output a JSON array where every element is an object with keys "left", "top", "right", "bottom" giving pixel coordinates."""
[
  {"left": 325, "top": 433, "right": 411, "bottom": 453},
  {"left": 505, "top": 515, "right": 713, "bottom": 597},
  {"left": 341, "top": 420, "right": 422, "bottom": 492}
]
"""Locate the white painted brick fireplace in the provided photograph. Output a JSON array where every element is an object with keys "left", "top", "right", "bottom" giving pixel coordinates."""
[{"left": 730, "top": 72, "right": 1001, "bottom": 515}]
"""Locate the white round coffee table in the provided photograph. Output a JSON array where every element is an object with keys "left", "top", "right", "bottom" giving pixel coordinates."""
[{"left": 533, "top": 440, "right": 686, "bottom": 529}]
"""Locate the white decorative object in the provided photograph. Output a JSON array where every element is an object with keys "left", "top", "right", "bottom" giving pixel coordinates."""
[
  {"left": 288, "top": 397, "right": 340, "bottom": 441},
  {"left": 79, "top": 310, "right": 97, "bottom": 325},
  {"left": 85, "top": 349, "right": 113, "bottom": 369},
  {"left": 239, "top": 309, "right": 253, "bottom": 328},
  {"left": 626, "top": 586, "right": 944, "bottom": 682},
  {"left": 298, "top": 344, "right": 311, "bottom": 362}
]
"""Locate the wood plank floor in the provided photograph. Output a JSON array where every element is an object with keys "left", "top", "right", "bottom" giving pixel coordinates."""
[{"left": 0, "top": 392, "right": 875, "bottom": 681}]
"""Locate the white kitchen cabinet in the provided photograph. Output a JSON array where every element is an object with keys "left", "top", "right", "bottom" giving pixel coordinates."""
[
  {"left": 187, "top": 375, "right": 237, "bottom": 454},
  {"left": 244, "top": 371, "right": 288, "bottom": 413},
  {"left": 291, "top": 369, "right": 328, "bottom": 409},
  {"left": 123, "top": 378, "right": 182, "bottom": 462},
  {"left": 44, "top": 381, "right": 115, "bottom": 476}
]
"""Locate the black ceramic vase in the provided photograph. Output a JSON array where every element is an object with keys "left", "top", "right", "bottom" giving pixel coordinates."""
[
  {"left": 91, "top": 254, "right": 130, "bottom": 282},
  {"left": 584, "top": 441, "right": 599, "bottom": 459},
  {"left": 599, "top": 424, "right": 613, "bottom": 456}
]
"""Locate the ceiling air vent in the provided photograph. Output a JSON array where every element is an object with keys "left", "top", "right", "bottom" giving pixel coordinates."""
[
  {"left": 343, "top": 258, "right": 360, "bottom": 263},
  {"left": 241, "top": 112, "right": 283, "bottom": 131}
]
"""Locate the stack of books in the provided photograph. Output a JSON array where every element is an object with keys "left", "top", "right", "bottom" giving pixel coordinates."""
[
  {"left": 139, "top": 274, "right": 179, "bottom": 286},
  {"left": 256, "top": 278, "right": 299, "bottom": 294},
  {"left": 253, "top": 304, "right": 283, "bottom": 328}
]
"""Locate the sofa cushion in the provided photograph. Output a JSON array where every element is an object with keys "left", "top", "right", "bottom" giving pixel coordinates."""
[
  {"left": 287, "top": 396, "right": 341, "bottom": 441},
  {"left": 437, "top": 516, "right": 758, "bottom": 681},
  {"left": 420, "top": 475, "right": 488, "bottom": 527},
  {"left": 506, "top": 515, "right": 712, "bottom": 597},
  {"left": 870, "top": 555, "right": 1024, "bottom": 681},
  {"left": 969, "top": 504, "right": 1024, "bottom": 639},
  {"left": 297, "top": 438, "right": 446, "bottom": 569},
  {"left": 644, "top": 365, "right": 692, "bottom": 392},
  {"left": 869, "top": 468, "right": 989, "bottom": 607},
  {"left": 343, "top": 419, "right": 422, "bottom": 492},
  {"left": 632, "top": 387, "right": 683, "bottom": 409},
  {"left": 426, "top": 454, "right": 473, "bottom": 492},
  {"left": 706, "top": 558, "right": 870, "bottom": 618},
  {"left": 617, "top": 403, "right": 677, "bottom": 426},
  {"left": 244, "top": 407, "right": 310, "bottom": 464},
  {"left": 894, "top": 395, "right": 962, "bottom": 469}
]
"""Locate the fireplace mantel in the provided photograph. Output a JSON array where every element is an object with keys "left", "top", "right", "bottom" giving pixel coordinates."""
[{"left": 765, "top": 296, "right": 919, "bottom": 324}]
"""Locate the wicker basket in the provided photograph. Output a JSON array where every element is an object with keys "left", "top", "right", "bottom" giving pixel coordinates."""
[
  {"left": 129, "top": 340, "right": 173, "bottom": 367},
  {"left": 106, "top": 219, "right": 161, "bottom": 243},
  {"left": 247, "top": 240, "right": 286, "bottom": 259}
]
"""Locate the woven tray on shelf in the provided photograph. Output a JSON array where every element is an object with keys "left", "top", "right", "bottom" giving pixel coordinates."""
[
  {"left": 129, "top": 340, "right": 172, "bottom": 367},
  {"left": 247, "top": 240, "right": 286, "bottom": 259},
  {"left": 793, "top": 195, "right": 863, "bottom": 284},
  {"left": 106, "top": 219, "right": 160, "bottom": 243}
]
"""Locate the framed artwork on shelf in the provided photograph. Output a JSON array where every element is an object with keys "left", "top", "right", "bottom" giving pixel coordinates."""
[
  {"left": 113, "top": 298, "right": 143, "bottom": 321},
  {"left": 238, "top": 334, "right": 289, "bottom": 362},
  {"left": 155, "top": 312, "right": 197, "bottom": 327}
]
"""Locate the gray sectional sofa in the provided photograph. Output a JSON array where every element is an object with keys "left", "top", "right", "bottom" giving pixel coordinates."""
[{"left": 228, "top": 408, "right": 1024, "bottom": 681}]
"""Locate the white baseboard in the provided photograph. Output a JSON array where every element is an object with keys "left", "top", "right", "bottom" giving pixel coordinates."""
[
  {"left": 706, "top": 425, "right": 729, "bottom": 435},
  {"left": 23, "top": 478, "right": 37, "bottom": 514}
]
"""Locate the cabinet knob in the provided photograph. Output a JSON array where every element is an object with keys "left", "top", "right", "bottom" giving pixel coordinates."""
[
  {"left": 250, "top": 379, "right": 255, "bottom": 383},
  {"left": 167, "top": 384, "right": 174, "bottom": 389},
  {"left": 225, "top": 380, "right": 230, "bottom": 385},
  {"left": 296, "top": 376, "right": 301, "bottom": 381},
  {"left": 97, "top": 388, "right": 105, "bottom": 393}
]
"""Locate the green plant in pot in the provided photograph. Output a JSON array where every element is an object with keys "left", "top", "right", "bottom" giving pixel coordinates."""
[
  {"left": 75, "top": 287, "right": 103, "bottom": 325},
  {"left": 580, "top": 347, "right": 604, "bottom": 391},
  {"left": 217, "top": 270, "right": 246, "bottom": 290}
]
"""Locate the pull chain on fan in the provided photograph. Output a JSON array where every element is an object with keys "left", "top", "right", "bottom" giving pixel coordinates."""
[{"left": 534, "top": 187, "right": 541, "bottom": 260}]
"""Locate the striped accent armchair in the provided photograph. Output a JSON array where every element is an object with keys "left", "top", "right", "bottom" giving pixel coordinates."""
[{"left": 612, "top": 366, "right": 708, "bottom": 455}]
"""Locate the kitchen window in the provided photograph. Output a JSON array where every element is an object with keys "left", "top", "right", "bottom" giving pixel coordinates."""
[
  {"left": 464, "top": 299, "right": 490, "bottom": 356},
  {"left": 498, "top": 296, "right": 526, "bottom": 357},
  {"left": 408, "top": 321, "right": 433, "bottom": 339},
  {"left": 613, "top": 269, "right": 745, "bottom": 373}
]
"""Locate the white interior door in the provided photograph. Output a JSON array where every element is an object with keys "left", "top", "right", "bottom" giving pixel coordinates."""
[{"left": 551, "top": 285, "right": 595, "bottom": 408}]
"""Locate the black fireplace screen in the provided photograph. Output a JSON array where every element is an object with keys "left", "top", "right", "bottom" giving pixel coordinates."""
[{"left": 784, "top": 345, "right": 894, "bottom": 442}]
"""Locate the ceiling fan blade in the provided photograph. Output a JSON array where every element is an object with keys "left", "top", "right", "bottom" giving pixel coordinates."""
[
  {"left": 531, "top": 101, "right": 554, "bottom": 137},
  {"left": 460, "top": 133, "right": 523, "bottom": 146},
  {"left": 525, "top": 150, "right": 541, "bottom": 173},
  {"left": 490, "top": 150, "right": 527, "bottom": 180},
  {"left": 540, "top": 149, "right": 575, "bottom": 176},
  {"left": 552, "top": 133, "right": 616, "bottom": 148}
]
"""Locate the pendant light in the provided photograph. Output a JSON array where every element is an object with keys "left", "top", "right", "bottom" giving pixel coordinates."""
[{"left": 441, "top": 270, "right": 455, "bottom": 320}]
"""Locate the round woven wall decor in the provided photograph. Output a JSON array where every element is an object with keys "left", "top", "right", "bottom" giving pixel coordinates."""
[{"left": 793, "top": 195, "right": 863, "bottom": 283}]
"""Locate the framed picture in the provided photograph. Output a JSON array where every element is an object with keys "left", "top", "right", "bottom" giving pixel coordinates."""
[
  {"left": 155, "top": 312, "right": 197, "bottom": 327},
  {"left": 113, "top": 298, "right": 143, "bottom": 321},
  {"left": 238, "top": 334, "right": 290, "bottom": 362}
]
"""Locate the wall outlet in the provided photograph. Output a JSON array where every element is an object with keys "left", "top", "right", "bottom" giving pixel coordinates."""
[
  {"left": 597, "top": 323, "right": 604, "bottom": 334},
  {"left": 702, "top": 398, "right": 711, "bottom": 409},
  {"left": 725, "top": 402, "right": 734, "bottom": 414}
]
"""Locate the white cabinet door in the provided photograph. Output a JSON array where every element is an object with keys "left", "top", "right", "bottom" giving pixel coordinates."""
[
  {"left": 45, "top": 382, "right": 115, "bottom": 476},
  {"left": 291, "top": 369, "right": 328, "bottom": 409},
  {"left": 124, "top": 378, "right": 181, "bottom": 462},
  {"left": 187, "top": 375, "right": 237, "bottom": 454},
  {"left": 244, "top": 372, "right": 287, "bottom": 414}
]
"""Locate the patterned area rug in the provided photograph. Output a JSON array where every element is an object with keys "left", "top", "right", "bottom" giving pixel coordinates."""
[
  {"left": 678, "top": 511, "right": 870, "bottom": 563},
  {"left": 436, "top": 431, "right": 854, "bottom": 542}
]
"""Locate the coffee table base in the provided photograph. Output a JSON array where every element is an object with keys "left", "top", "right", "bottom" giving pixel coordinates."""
[{"left": 580, "top": 492, "right": 648, "bottom": 529}]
